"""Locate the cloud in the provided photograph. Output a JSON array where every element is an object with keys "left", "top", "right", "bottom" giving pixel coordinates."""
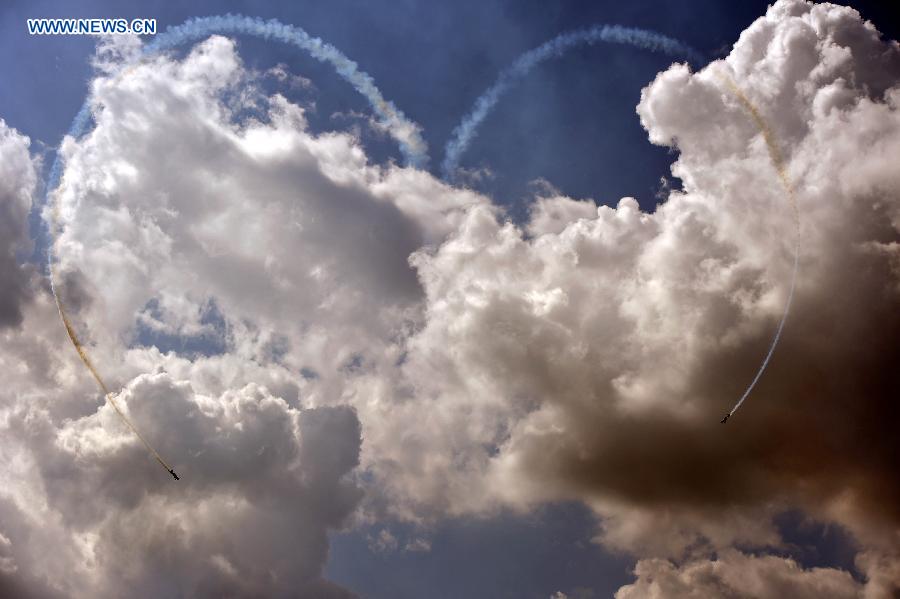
[
  {"left": 0, "top": 34, "right": 435, "bottom": 598},
  {"left": 347, "top": 0, "right": 900, "bottom": 592},
  {"left": 0, "top": 120, "right": 37, "bottom": 329},
  {"left": 6, "top": 374, "right": 361, "bottom": 598},
  {"left": 615, "top": 550, "right": 862, "bottom": 599},
  {"left": 1, "top": 1, "right": 899, "bottom": 596},
  {"left": 0, "top": 32, "right": 490, "bottom": 598},
  {"left": 51, "top": 36, "right": 483, "bottom": 396},
  {"left": 1, "top": 288, "right": 362, "bottom": 596},
  {"left": 2, "top": 298, "right": 362, "bottom": 598}
]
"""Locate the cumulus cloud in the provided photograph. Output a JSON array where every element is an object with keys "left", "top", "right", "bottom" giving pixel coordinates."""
[
  {"left": 1, "top": 33, "right": 454, "bottom": 598},
  {"left": 1, "top": 0, "right": 899, "bottom": 596},
  {"left": 6, "top": 374, "right": 361, "bottom": 597},
  {"left": 0, "top": 30, "right": 493, "bottom": 598},
  {"left": 51, "top": 35, "right": 484, "bottom": 401},
  {"left": 352, "top": 0, "right": 899, "bottom": 593},
  {"left": 2, "top": 292, "right": 362, "bottom": 598},
  {"left": 615, "top": 550, "right": 862, "bottom": 599}
]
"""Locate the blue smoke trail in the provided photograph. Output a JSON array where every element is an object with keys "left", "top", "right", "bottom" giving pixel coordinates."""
[
  {"left": 441, "top": 25, "right": 704, "bottom": 180},
  {"left": 47, "top": 14, "right": 427, "bottom": 198}
]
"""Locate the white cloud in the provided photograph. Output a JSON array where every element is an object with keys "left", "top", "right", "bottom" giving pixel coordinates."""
[
  {"left": 8, "top": 374, "right": 361, "bottom": 597},
  {"left": 1, "top": 1, "right": 898, "bottom": 596},
  {"left": 615, "top": 550, "right": 862, "bottom": 599},
  {"left": 1, "top": 32, "right": 489, "bottom": 598},
  {"left": 52, "top": 36, "right": 484, "bottom": 401}
]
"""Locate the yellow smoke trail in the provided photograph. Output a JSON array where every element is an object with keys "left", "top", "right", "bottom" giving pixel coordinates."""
[
  {"left": 49, "top": 184, "right": 177, "bottom": 478},
  {"left": 721, "top": 76, "right": 800, "bottom": 232},
  {"left": 719, "top": 73, "right": 801, "bottom": 419}
]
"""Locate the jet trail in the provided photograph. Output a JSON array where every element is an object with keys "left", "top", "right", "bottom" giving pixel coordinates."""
[
  {"left": 720, "top": 75, "right": 801, "bottom": 422},
  {"left": 47, "top": 190, "right": 178, "bottom": 479},
  {"left": 441, "top": 25, "right": 704, "bottom": 180},
  {"left": 47, "top": 15, "right": 421, "bottom": 479}
]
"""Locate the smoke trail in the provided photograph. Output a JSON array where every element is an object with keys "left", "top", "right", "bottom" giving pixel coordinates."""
[
  {"left": 47, "top": 186, "right": 177, "bottom": 477},
  {"left": 720, "top": 74, "right": 801, "bottom": 420},
  {"left": 47, "top": 14, "right": 427, "bottom": 197},
  {"left": 441, "top": 25, "right": 704, "bottom": 180},
  {"left": 47, "top": 15, "right": 426, "bottom": 478}
]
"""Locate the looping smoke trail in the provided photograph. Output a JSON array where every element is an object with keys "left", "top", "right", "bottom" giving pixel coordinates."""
[
  {"left": 46, "top": 15, "right": 427, "bottom": 479},
  {"left": 720, "top": 74, "right": 801, "bottom": 420},
  {"left": 441, "top": 25, "right": 704, "bottom": 180}
]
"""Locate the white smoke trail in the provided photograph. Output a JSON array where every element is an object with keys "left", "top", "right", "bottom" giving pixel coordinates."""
[
  {"left": 720, "top": 75, "right": 801, "bottom": 420},
  {"left": 46, "top": 15, "right": 427, "bottom": 478},
  {"left": 441, "top": 25, "right": 704, "bottom": 180}
]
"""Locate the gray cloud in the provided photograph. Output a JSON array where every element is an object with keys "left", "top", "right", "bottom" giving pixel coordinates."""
[
  {"left": 354, "top": 1, "right": 900, "bottom": 593},
  {"left": 2, "top": 364, "right": 362, "bottom": 597},
  {"left": 0, "top": 33, "right": 485, "bottom": 599},
  {"left": 1, "top": 2, "right": 899, "bottom": 597},
  {"left": 0, "top": 120, "right": 37, "bottom": 329}
]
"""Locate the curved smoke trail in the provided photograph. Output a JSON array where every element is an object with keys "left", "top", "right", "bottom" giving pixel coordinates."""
[
  {"left": 441, "top": 25, "right": 704, "bottom": 180},
  {"left": 145, "top": 15, "right": 428, "bottom": 168},
  {"left": 47, "top": 190, "right": 178, "bottom": 478},
  {"left": 720, "top": 74, "right": 801, "bottom": 420},
  {"left": 47, "top": 15, "right": 427, "bottom": 479}
]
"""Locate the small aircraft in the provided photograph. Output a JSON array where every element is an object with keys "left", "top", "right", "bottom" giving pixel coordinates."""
[
  {"left": 168, "top": 469, "right": 180, "bottom": 481},
  {"left": 720, "top": 413, "right": 730, "bottom": 424}
]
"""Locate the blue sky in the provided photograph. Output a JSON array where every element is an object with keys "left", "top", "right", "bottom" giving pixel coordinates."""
[
  {"left": 4, "top": 0, "right": 894, "bottom": 212},
  {"left": 1, "top": 2, "right": 899, "bottom": 598}
]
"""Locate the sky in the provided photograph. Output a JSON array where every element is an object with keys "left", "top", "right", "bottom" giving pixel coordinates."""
[{"left": 0, "top": 1, "right": 899, "bottom": 597}]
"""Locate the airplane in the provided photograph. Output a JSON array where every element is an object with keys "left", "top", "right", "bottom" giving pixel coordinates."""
[
  {"left": 168, "top": 469, "right": 180, "bottom": 481},
  {"left": 720, "top": 413, "right": 730, "bottom": 424}
]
